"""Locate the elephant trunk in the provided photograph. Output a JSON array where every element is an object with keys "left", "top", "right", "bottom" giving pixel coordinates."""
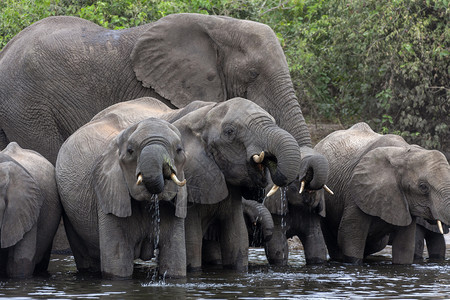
[
  {"left": 138, "top": 144, "right": 173, "bottom": 195},
  {"left": 254, "top": 71, "right": 329, "bottom": 190},
  {"left": 261, "top": 72, "right": 312, "bottom": 149},
  {"left": 300, "top": 147, "right": 330, "bottom": 190},
  {"left": 251, "top": 123, "right": 302, "bottom": 187},
  {"left": 243, "top": 199, "right": 274, "bottom": 242}
]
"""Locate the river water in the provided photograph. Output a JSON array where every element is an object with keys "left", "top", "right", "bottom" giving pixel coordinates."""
[{"left": 1, "top": 239, "right": 450, "bottom": 299}]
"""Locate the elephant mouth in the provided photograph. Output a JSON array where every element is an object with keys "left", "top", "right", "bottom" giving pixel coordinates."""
[{"left": 248, "top": 151, "right": 273, "bottom": 188}]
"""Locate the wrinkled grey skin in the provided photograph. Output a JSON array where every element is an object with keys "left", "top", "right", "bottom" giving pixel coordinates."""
[
  {"left": 56, "top": 116, "right": 188, "bottom": 279},
  {"left": 0, "top": 142, "right": 61, "bottom": 278},
  {"left": 57, "top": 97, "right": 302, "bottom": 274},
  {"left": 0, "top": 14, "right": 328, "bottom": 197},
  {"left": 315, "top": 122, "right": 450, "bottom": 264}
]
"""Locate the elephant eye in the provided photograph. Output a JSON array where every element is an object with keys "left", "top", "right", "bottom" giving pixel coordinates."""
[
  {"left": 176, "top": 146, "right": 184, "bottom": 154},
  {"left": 248, "top": 68, "right": 259, "bottom": 80},
  {"left": 418, "top": 182, "right": 430, "bottom": 194},
  {"left": 127, "top": 146, "right": 134, "bottom": 155},
  {"left": 223, "top": 126, "right": 236, "bottom": 140}
]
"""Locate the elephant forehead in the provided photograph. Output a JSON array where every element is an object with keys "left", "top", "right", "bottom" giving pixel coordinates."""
[
  {"left": 134, "top": 118, "right": 181, "bottom": 138},
  {"left": 213, "top": 98, "right": 275, "bottom": 122}
]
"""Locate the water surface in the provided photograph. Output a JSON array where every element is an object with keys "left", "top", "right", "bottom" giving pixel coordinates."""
[{"left": 1, "top": 242, "right": 450, "bottom": 299}]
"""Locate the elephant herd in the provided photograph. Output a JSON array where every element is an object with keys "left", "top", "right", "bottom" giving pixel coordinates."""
[{"left": 0, "top": 13, "right": 449, "bottom": 279}]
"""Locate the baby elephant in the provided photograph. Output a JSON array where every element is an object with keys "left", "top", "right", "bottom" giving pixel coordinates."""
[
  {"left": 56, "top": 117, "right": 187, "bottom": 279},
  {"left": 316, "top": 122, "right": 450, "bottom": 264},
  {"left": 0, "top": 142, "right": 61, "bottom": 278}
]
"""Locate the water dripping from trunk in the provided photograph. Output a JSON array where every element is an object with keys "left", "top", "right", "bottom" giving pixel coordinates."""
[
  {"left": 146, "top": 194, "right": 160, "bottom": 281},
  {"left": 280, "top": 187, "right": 288, "bottom": 262}
]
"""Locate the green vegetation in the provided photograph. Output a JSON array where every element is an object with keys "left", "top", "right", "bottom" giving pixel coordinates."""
[{"left": 1, "top": 0, "right": 448, "bottom": 149}]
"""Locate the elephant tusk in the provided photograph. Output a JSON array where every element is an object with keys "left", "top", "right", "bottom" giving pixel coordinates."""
[
  {"left": 170, "top": 173, "right": 186, "bottom": 187},
  {"left": 266, "top": 185, "right": 279, "bottom": 197},
  {"left": 299, "top": 180, "right": 305, "bottom": 194},
  {"left": 136, "top": 174, "right": 143, "bottom": 185},
  {"left": 437, "top": 220, "right": 444, "bottom": 234},
  {"left": 253, "top": 151, "right": 265, "bottom": 164},
  {"left": 323, "top": 185, "right": 334, "bottom": 195}
]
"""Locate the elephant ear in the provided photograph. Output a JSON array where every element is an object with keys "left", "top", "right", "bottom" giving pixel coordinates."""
[
  {"left": 179, "top": 127, "right": 228, "bottom": 205},
  {"left": 349, "top": 147, "right": 411, "bottom": 226},
  {"left": 0, "top": 161, "right": 44, "bottom": 248},
  {"left": 131, "top": 14, "right": 225, "bottom": 107},
  {"left": 93, "top": 139, "right": 132, "bottom": 218}
]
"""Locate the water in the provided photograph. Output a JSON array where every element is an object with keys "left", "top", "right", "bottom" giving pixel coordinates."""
[{"left": 1, "top": 242, "right": 450, "bottom": 299}]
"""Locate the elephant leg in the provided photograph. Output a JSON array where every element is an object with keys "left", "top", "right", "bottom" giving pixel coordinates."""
[
  {"left": 296, "top": 213, "right": 328, "bottom": 265},
  {"left": 338, "top": 203, "right": 371, "bottom": 264},
  {"left": 33, "top": 246, "right": 52, "bottom": 274},
  {"left": 264, "top": 215, "right": 289, "bottom": 265},
  {"left": 63, "top": 215, "right": 99, "bottom": 273},
  {"left": 7, "top": 226, "right": 37, "bottom": 278},
  {"left": 220, "top": 196, "right": 248, "bottom": 272},
  {"left": 185, "top": 204, "right": 203, "bottom": 272},
  {"left": 99, "top": 214, "right": 134, "bottom": 279},
  {"left": 414, "top": 225, "right": 426, "bottom": 261},
  {"left": 157, "top": 201, "right": 186, "bottom": 278},
  {"left": 425, "top": 231, "right": 446, "bottom": 261},
  {"left": 391, "top": 220, "right": 416, "bottom": 264},
  {"left": 320, "top": 218, "right": 343, "bottom": 261}
]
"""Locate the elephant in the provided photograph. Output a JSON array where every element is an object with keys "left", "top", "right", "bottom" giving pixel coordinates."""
[
  {"left": 315, "top": 122, "right": 450, "bottom": 264},
  {"left": 254, "top": 175, "right": 329, "bottom": 265},
  {"left": 56, "top": 114, "right": 188, "bottom": 279},
  {"left": 0, "top": 142, "right": 61, "bottom": 278},
  {"left": 56, "top": 96, "right": 302, "bottom": 277},
  {"left": 0, "top": 13, "right": 328, "bottom": 200}
]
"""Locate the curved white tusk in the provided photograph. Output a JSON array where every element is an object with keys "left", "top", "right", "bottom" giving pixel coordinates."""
[
  {"left": 171, "top": 173, "right": 187, "bottom": 187},
  {"left": 136, "top": 174, "right": 143, "bottom": 185},
  {"left": 266, "top": 185, "right": 279, "bottom": 197},
  {"left": 437, "top": 220, "right": 444, "bottom": 234},
  {"left": 253, "top": 151, "right": 265, "bottom": 164},
  {"left": 323, "top": 185, "right": 334, "bottom": 195},
  {"left": 299, "top": 180, "right": 305, "bottom": 194}
]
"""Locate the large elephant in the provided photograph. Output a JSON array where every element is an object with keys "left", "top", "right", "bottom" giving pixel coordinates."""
[
  {"left": 316, "top": 122, "right": 450, "bottom": 264},
  {"left": 0, "top": 13, "right": 328, "bottom": 196},
  {"left": 57, "top": 115, "right": 188, "bottom": 279},
  {"left": 56, "top": 96, "right": 301, "bottom": 277},
  {"left": 0, "top": 142, "right": 61, "bottom": 278}
]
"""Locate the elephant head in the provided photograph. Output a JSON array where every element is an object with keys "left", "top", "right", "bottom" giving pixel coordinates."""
[
  {"left": 349, "top": 145, "right": 450, "bottom": 227},
  {"left": 0, "top": 153, "right": 44, "bottom": 249},
  {"left": 131, "top": 13, "right": 328, "bottom": 192},
  {"left": 171, "top": 98, "right": 302, "bottom": 204},
  {"left": 93, "top": 117, "right": 187, "bottom": 218}
]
